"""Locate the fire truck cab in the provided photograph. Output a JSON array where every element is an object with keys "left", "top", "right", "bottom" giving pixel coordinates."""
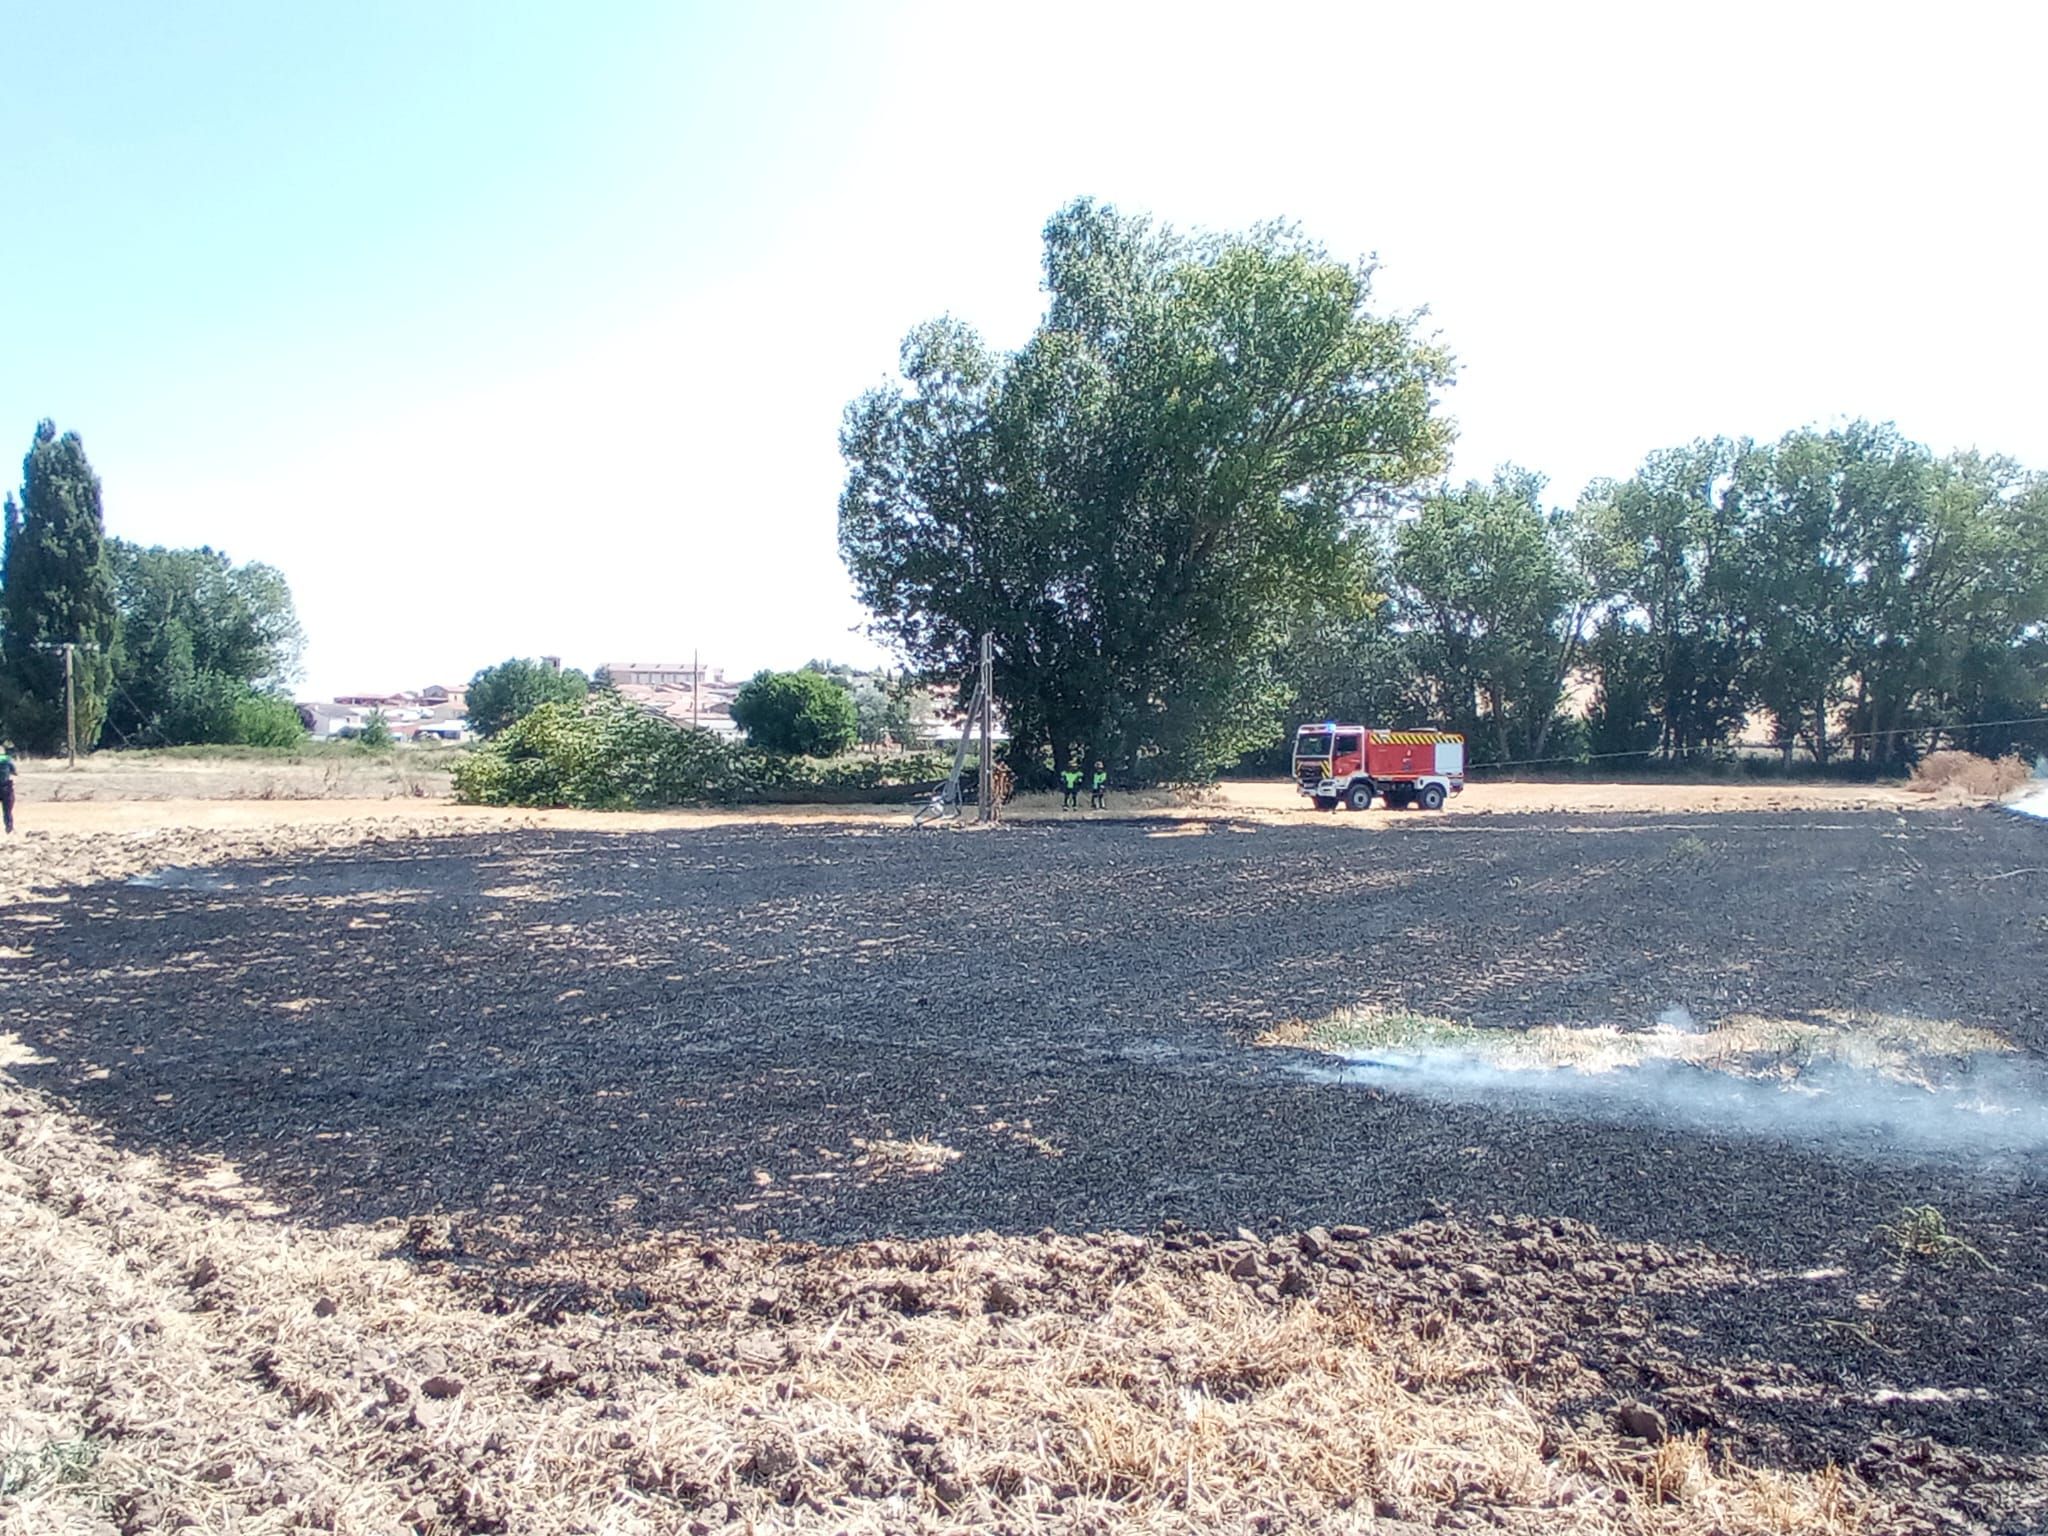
[{"left": 1293, "top": 723, "right": 1465, "bottom": 812}]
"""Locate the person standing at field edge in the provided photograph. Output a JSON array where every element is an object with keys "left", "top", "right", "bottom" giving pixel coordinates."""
[
  {"left": 0, "top": 743, "right": 16, "bottom": 834},
  {"left": 1090, "top": 760, "right": 1108, "bottom": 810},
  {"left": 1060, "top": 765, "right": 1081, "bottom": 810}
]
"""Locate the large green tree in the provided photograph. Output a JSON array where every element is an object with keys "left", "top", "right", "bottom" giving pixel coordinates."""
[
  {"left": 464, "top": 656, "right": 589, "bottom": 737},
  {"left": 0, "top": 422, "right": 120, "bottom": 753},
  {"left": 1730, "top": 431, "right": 1856, "bottom": 764},
  {"left": 1838, "top": 442, "right": 2048, "bottom": 767},
  {"left": 105, "top": 542, "right": 304, "bottom": 745},
  {"left": 1574, "top": 440, "right": 1754, "bottom": 759},
  {"left": 840, "top": 199, "right": 1452, "bottom": 780},
  {"left": 731, "top": 669, "right": 857, "bottom": 757},
  {"left": 1391, "top": 469, "right": 1587, "bottom": 763},
  {"left": 1574, "top": 424, "right": 2048, "bottom": 769}
]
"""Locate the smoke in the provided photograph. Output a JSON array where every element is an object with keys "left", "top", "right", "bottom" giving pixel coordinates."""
[{"left": 1288, "top": 1014, "right": 2048, "bottom": 1163}]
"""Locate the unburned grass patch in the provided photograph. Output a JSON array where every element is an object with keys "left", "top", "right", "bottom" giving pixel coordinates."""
[
  {"left": 1258, "top": 1008, "right": 1489, "bottom": 1053},
  {"left": 1908, "top": 751, "right": 2032, "bottom": 800},
  {"left": 0, "top": 1436, "right": 102, "bottom": 1501},
  {"left": 1269, "top": 1004, "right": 2019, "bottom": 1090},
  {"left": 852, "top": 1135, "right": 963, "bottom": 1175}
]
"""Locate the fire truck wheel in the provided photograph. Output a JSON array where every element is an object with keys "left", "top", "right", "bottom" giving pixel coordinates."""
[
  {"left": 1419, "top": 783, "right": 1447, "bottom": 811},
  {"left": 1346, "top": 783, "right": 1375, "bottom": 812},
  {"left": 1312, "top": 795, "right": 1338, "bottom": 812}
]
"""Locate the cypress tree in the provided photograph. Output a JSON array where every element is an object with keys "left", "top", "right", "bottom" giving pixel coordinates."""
[{"left": 0, "top": 421, "right": 120, "bottom": 752}]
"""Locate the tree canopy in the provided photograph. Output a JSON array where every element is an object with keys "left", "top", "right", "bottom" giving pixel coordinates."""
[
  {"left": 731, "top": 669, "right": 857, "bottom": 757},
  {"left": 1262, "top": 423, "right": 2048, "bottom": 772},
  {"left": 840, "top": 199, "right": 1453, "bottom": 779},
  {"left": 1565, "top": 427, "right": 2048, "bottom": 767},
  {"left": 105, "top": 541, "right": 304, "bottom": 746},
  {"left": 465, "top": 657, "right": 590, "bottom": 737},
  {"left": 1391, "top": 470, "right": 1587, "bottom": 763},
  {"left": 0, "top": 421, "right": 119, "bottom": 753}
]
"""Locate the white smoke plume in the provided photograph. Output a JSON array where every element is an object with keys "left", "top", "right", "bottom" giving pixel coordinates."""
[{"left": 1280, "top": 1009, "right": 2048, "bottom": 1163}]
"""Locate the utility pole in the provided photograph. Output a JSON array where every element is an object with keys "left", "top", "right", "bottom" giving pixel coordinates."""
[
  {"left": 976, "top": 633, "right": 994, "bottom": 823},
  {"left": 64, "top": 642, "right": 77, "bottom": 768},
  {"left": 692, "top": 647, "right": 700, "bottom": 729}
]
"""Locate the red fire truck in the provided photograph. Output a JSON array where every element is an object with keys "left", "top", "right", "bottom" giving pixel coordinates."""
[{"left": 1292, "top": 724, "right": 1466, "bottom": 811}]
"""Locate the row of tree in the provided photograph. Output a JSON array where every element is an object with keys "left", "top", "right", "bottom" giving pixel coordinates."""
[
  {"left": 840, "top": 201, "right": 2048, "bottom": 778},
  {"left": 0, "top": 422, "right": 305, "bottom": 752},
  {"left": 1293, "top": 427, "right": 2048, "bottom": 770}
]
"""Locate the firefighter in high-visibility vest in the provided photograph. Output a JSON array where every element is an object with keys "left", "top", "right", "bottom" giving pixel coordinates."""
[
  {"left": 1089, "top": 761, "right": 1108, "bottom": 809},
  {"left": 1060, "top": 766, "right": 1081, "bottom": 810}
]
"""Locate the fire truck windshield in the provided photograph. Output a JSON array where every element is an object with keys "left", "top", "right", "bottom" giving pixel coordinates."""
[{"left": 1295, "top": 731, "right": 1332, "bottom": 758}]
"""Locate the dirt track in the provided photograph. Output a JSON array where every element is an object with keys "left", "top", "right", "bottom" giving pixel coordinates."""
[{"left": 0, "top": 776, "right": 1958, "bottom": 900}]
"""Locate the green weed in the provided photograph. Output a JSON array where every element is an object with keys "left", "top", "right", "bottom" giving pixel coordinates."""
[
  {"left": 1875, "top": 1205, "right": 1992, "bottom": 1269},
  {"left": 0, "top": 1437, "right": 102, "bottom": 1499},
  {"left": 1268, "top": 1008, "right": 1489, "bottom": 1052}
]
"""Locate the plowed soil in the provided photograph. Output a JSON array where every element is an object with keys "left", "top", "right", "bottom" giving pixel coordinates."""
[{"left": 5, "top": 800, "right": 2047, "bottom": 1532}]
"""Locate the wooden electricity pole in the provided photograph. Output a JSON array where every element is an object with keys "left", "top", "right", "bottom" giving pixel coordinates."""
[
  {"left": 976, "top": 634, "right": 994, "bottom": 822},
  {"left": 64, "top": 642, "right": 77, "bottom": 768}
]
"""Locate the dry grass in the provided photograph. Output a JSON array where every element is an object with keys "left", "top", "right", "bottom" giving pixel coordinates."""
[
  {"left": 850, "top": 1136, "right": 963, "bottom": 1174},
  {"left": 22, "top": 742, "right": 468, "bottom": 804},
  {"left": 1907, "top": 750, "right": 2032, "bottom": 799},
  {"left": 0, "top": 1069, "right": 1875, "bottom": 1535}
]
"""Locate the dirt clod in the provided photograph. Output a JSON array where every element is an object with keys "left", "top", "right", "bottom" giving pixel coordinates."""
[
  {"left": 1458, "top": 1263, "right": 1501, "bottom": 1296},
  {"left": 1614, "top": 1399, "right": 1669, "bottom": 1443},
  {"left": 983, "top": 1278, "right": 1022, "bottom": 1316}
]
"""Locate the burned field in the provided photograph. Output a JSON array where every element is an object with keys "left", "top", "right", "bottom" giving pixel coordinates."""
[
  {"left": 10, "top": 809, "right": 2045, "bottom": 1250},
  {"left": 6, "top": 806, "right": 2048, "bottom": 1531}
]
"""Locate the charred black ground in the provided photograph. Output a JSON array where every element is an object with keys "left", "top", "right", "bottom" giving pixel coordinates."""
[{"left": 7, "top": 808, "right": 2048, "bottom": 1486}]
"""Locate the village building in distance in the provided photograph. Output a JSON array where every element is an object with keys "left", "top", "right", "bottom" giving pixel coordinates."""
[
  {"left": 597, "top": 661, "right": 744, "bottom": 737},
  {"left": 298, "top": 657, "right": 981, "bottom": 750},
  {"left": 298, "top": 686, "right": 474, "bottom": 742}
]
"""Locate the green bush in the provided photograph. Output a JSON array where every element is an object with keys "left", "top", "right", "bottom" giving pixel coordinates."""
[
  {"left": 140, "top": 671, "right": 307, "bottom": 748},
  {"left": 453, "top": 696, "right": 953, "bottom": 809},
  {"left": 160, "top": 669, "right": 246, "bottom": 745},
  {"left": 746, "top": 750, "right": 954, "bottom": 800},
  {"left": 232, "top": 691, "right": 306, "bottom": 747},
  {"left": 455, "top": 698, "right": 741, "bottom": 808},
  {"left": 356, "top": 710, "right": 394, "bottom": 749}
]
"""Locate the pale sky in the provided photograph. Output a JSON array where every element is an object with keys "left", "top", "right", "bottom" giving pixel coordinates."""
[{"left": 5, "top": 1, "right": 2043, "bottom": 698}]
